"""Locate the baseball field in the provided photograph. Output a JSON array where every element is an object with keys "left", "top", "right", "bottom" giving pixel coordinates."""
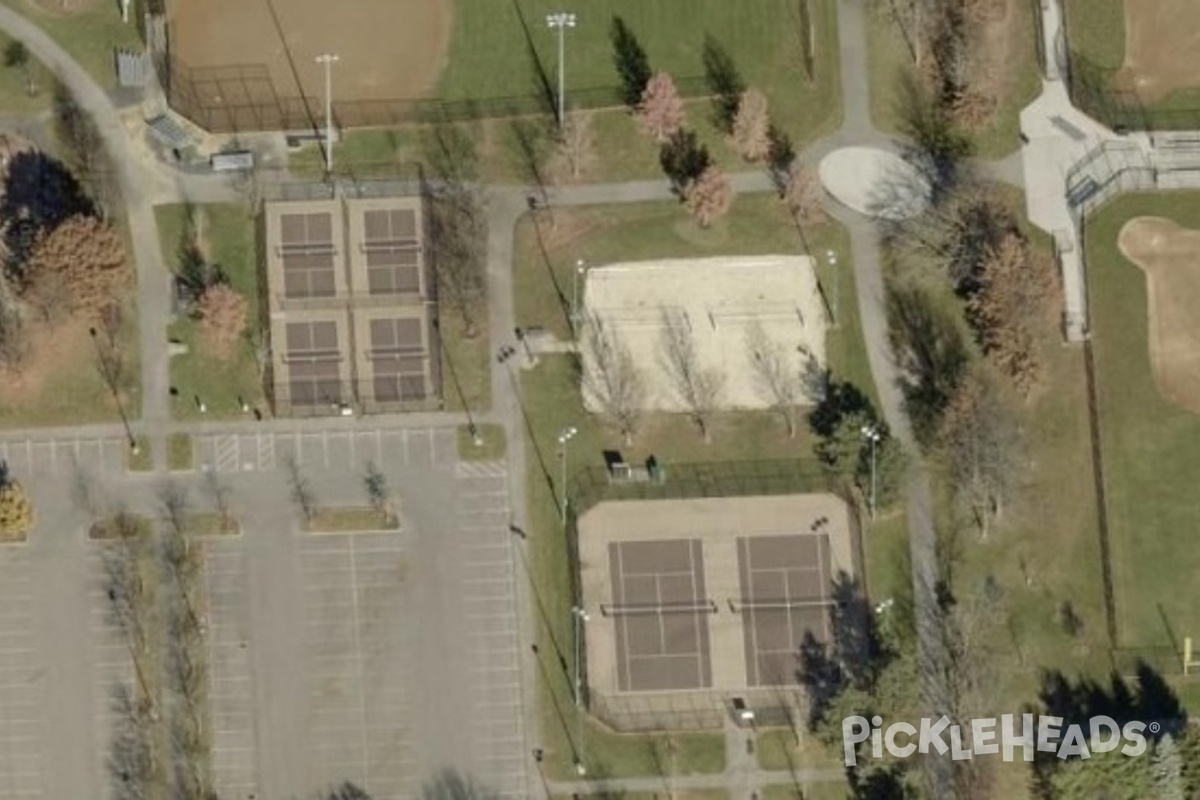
[
  {"left": 1086, "top": 192, "right": 1200, "bottom": 657},
  {"left": 167, "top": 0, "right": 451, "bottom": 101},
  {"left": 165, "top": 0, "right": 834, "bottom": 134},
  {"left": 1066, "top": 0, "right": 1200, "bottom": 105}
]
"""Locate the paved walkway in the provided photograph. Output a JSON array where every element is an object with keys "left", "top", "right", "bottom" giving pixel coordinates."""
[{"left": 0, "top": 6, "right": 174, "bottom": 468}]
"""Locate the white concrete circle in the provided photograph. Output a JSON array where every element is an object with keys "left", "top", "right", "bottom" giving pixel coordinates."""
[{"left": 819, "top": 146, "right": 931, "bottom": 220}]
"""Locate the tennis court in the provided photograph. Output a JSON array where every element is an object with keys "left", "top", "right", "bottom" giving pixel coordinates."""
[
  {"left": 577, "top": 495, "right": 855, "bottom": 730},
  {"left": 736, "top": 533, "right": 832, "bottom": 686},
  {"left": 606, "top": 539, "right": 714, "bottom": 692}
]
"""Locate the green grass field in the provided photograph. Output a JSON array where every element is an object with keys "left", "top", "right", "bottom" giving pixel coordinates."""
[
  {"left": 0, "top": 0, "right": 142, "bottom": 91},
  {"left": 0, "top": 30, "right": 54, "bottom": 115},
  {"left": 438, "top": 0, "right": 840, "bottom": 135},
  {"left": 1085, "top": 192, "right": 1200, "bottom": 655},
  {"left": 439, "top": 302, "right": 491, "bottom": 415},
  {"left": 866, "top": 1, "right": 1042, "bottom": 157},
  {"left": 292, "top": 0, "right": 841, "bottom": 182},
  {"left": 885, "top": 186, "right": 1113, "bottom": 712},
  {"left": 155, "top": 203, "right": 266, "bottom": 420},
  {"left": 1062, "top": 0, "right": 1125, "bottom": 70}
]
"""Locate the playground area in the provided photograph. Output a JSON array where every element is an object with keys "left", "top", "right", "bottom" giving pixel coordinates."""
[
  {"left": 1116, "top": 0, "right": 1200, "bottom": 104},
  {"left": 579, "top": 256, "right": 827, "bottom": 413},
  {"left": 1117, "top": 217, "right": 1200, "bottom": 413},
  {"left": 166, "top": 0, "right": 450, "bottom": 109}
]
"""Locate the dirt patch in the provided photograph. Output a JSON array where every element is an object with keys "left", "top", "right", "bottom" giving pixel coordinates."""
[
  {"left": 1116, "top": 0, "right": 1200, "bottom": 104},
  {"left": 0, "top": 318, "right": 83, "bottom": 402},
  {"left": 167, "top": 0, "right": 452, "bottom": 102},
  {"left": 1116, "top": 216, "right": 1200, "bottom": 413}
]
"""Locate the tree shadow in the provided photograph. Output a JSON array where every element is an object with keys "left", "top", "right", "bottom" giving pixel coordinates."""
[
  {"left": 512, "top": 536, "right": 571, "bottom": 683},
  {"left": 797, "top": 571, "right": 887, "bottom": 730},
  {"left": 1, "top": 149, "right": 92, "bottom": 274},
  {"left": 500, "top": 361, "right": 560, "bottom": 519},
  {"left": 1032, "top": 662, "right": 1187, "bottom": 789},
  {"left": 1038, "top": 662, "right": 1186, "bottom": 737},
  {"left": 509, "top": 0, "right": 557, "bottom": 123},
  {"left": 883, "top": 281, "right": 970, "bottom": 445},
  {"left": 530, "top": 212, "right": 572, "bottom": 332}
]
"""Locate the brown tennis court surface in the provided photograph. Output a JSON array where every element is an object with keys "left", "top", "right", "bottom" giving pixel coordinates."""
[
  {"left": 737, "top": 534, "right": 832, "bottom": 686},
  {"left": 607, "top": 539, "right": 714, "bottom": 692},
  {"left": 167, "top": 0, "right": 451, "bottom": 101}
]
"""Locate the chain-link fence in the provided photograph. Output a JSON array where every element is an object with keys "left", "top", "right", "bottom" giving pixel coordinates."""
[
  {"left": 162, "top": 53, "right": 711, "bottom": 134},
  {"left": 565, "top": 458, "right": 858, "bottom": 729}
]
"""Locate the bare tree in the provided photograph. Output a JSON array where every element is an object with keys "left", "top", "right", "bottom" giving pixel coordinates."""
[
  {"left": 52, "top": 81, "right": 119, "bottom": 215},
  {"left": 429, "top": 184, "right": 486, "bottom": 338},
  {"left": 937, "top": 366, "right": 1021, "bottom": 538},
  {"left": 967, "top": 233, "right": 1059, "bottom": 395},
  {"left": 658, "top": 307, "right": 723, "bottom": 442},
  {"left": 228, "top": 164, "right": 263, "bottom": 219},
  {"left": 0, "top": 284, "right": 28, "bottom": 372},
  {"left": 730, "top": 88, "right": 771, "bottom": 162},
  {"left": 636, "top": 71, "right": 686, "bottom": 144},
  {"left": 783, "top": 164, "right": 826, "bottom": 225},
  {"left": 157, "top": 482, "right": 212, "bottom": 800},
  {"left": 580, "top": 313, "right": 646, "bottom": 444},
  {"left": 3, "top": 41, "right": 33, "bottom": 96},
  {"left": 285, "top": 456, "right": 317, "bottom": 522},
  {"left": 24, "top": 214, "right": 131, "bottom": 317},
  {"left": 102, "top": 512, "right": 159, "bottom": 723},
  {"left": 683, "top": 165, "right": 734, "bottom": 228},
  {"left": 363, "top": 460, "right": 393, "bottom": 523},
  {"left": 203, "top": 468, "right": 233, "bottom": 529},
  {"left": 745, "top": 320, "right": 806, "bottom": 437},
  {"left": 554, "top": 109, "right": 596, "bottom": 180},
  {"left": 196, "top": 283, "right": 248, "bottom": 356}
]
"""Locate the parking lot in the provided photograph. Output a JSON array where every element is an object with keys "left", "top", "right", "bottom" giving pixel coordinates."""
[
  {"left": 299, "top": 532, "right": 416, "bottom": 797},
  {"left": 0, "top": 548, "right": 41, "bottom": 800},
  {"left": 0, "top": 421, "right": 527, "bottom": 800},
  {"left": 204, "top": 540, "right": 259, "bottom": 800},
  {"left": 195, "top": 426, "right": 457, "bottom": 474}
]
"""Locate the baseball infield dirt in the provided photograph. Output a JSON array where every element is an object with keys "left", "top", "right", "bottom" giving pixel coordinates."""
[
  {"left": 1116, "top": 0, "right": 1200, "bottom": 104},
  {"left": 167, "top": 0, "right": 451, "bottom": 101},
  {"left": 1116, "top": 216, "right": 1200, "bottom": 414}
]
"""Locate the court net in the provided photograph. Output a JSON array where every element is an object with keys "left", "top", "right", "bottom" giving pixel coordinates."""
[
  {"left": 727, "top": 598, "right": 836, "bottom": 612},
  {"left": 601, "top": 600, "right": 718, "bottom": 617}
]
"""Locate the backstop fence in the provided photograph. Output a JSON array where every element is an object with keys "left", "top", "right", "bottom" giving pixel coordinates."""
[
  {"left": 160, "top": 52, "right": 711, "bottom": 134},
  {"left": 1060, "top": 4, "right": 1200, "bottom": 133},
  {"left": 1064, "top": 138, "right": 1200, "bottom": 224}
]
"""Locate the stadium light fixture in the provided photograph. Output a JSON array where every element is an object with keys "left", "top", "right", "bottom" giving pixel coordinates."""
[
  {"left": 860, "top": 425, "right": 882, "bottom": 519},
  {"left": 546, "top": 12, "right": 577, "bottom": 130},
  {"left": 315, "top": 53, "right": 340, "bottom": 175}
]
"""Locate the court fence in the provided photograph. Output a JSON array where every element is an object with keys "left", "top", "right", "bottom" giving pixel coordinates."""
[{"left": 566, "top": 457, "right": 859, "bottom": 732}]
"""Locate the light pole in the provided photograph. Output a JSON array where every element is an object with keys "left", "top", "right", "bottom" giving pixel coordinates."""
[
  {"left": 89, "top": 327, "right": 138, "bottom": 454},
  {"left": 860, "top": 425, "right": 882, "bottom": 519},
  {"left": 571, "top": 258, "right": 586, "bottom": 337},
  {"left": 558, "top": 425, "right": 577, "bottom": 526},
  {"left": 572, "top": 604, "right": 590, "bottom": 773},
  {"left": 825, "top": 248, "right": 839, "bottom": 328},
  {"left": 546, "top": 12, "right": 577, "bottom": 129},
  {"left": 315, "top": 53, "right": 339, "bottom": 175}
]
